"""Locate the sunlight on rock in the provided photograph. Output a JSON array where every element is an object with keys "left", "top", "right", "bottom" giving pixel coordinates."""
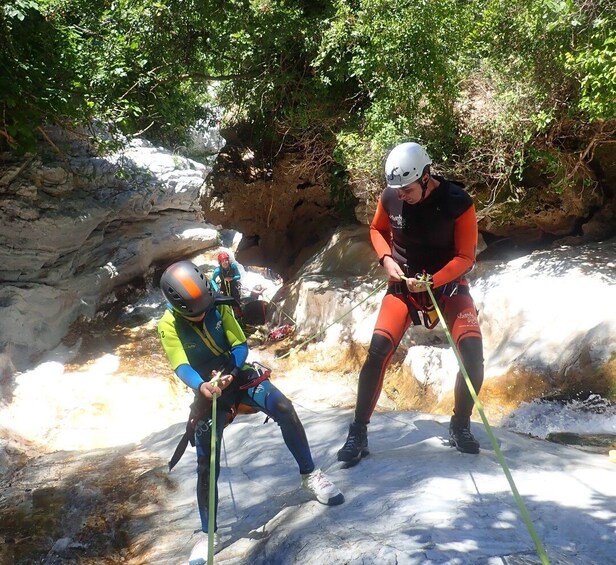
[
  {"left": 89, "top": 353, "right": 120, "bottom": 374},
  {"left": 404, "top": 346, "right": 458, "bottom": 400},
  {"left": 179, "top": 226, "right": 219, "bottom": 241},
  {"left": 495, "top": 510, "right": 518, "bottom": 522},
  {"left": 438, "top": 540, "right": 480, "bottom": 551},
  {"left": 474, "top": 250, "right": 616, "bottom": 384}
]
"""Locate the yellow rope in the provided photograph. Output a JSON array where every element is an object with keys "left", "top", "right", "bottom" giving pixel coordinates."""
[
  {"left": 415, "top": 277, "right": 550, "bottom": 565},
  {"left": 207, "top": 372, "right": 222, "bottom": 565}
]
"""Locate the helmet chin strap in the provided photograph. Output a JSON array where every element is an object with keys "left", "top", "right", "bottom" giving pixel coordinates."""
[
  {"left": 213, "top": 293, "right": 239, "bottom": 308},
  {"left": 418, "top": 174, "right": 430, "bottom": 202}
]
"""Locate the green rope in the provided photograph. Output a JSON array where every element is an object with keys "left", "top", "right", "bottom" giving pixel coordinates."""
[
  {"left": 208, "top": 374, "right": 221, "bottom": 565},
  {"left": 421, "top": 281, "right": 550, "bottom": 565},
  {"left": 263, "top": 295, "right": 298, "bottom": 326},
  {"left": 276, "top": 279, "right": 388, "bottom": 360}
]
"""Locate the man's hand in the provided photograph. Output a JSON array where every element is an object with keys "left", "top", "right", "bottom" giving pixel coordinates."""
[
  {"left": 402, "top": 273, "right": 432, "bottom": 293},
  {"left": 381, "top": 257, "right": 431, "bottom": 293},
  {"left": 199, "top": 373, "right": 233, "bottom": 400},
  {"left": 382, "top": 255, "right": 405, "bottom": 281},
  {"left": 404, "top": 277, "right": 427, "bottom": 293}
]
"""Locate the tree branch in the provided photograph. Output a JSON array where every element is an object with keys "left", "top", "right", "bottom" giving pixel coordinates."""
[{"left": 156, "top": 71, "right": 259, "bottom": 85}]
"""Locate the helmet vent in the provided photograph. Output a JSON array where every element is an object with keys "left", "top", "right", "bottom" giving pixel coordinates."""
[{"left": 166, "top": 286, "right": 181, "bottom": 300}]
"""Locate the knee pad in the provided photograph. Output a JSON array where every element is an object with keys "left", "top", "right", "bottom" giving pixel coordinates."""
[
  {"left": 367, "top": 332, "right": 395, "bottom": 362},
  {"left": 268, "top": 389, "right": 300, "bottom": 424},
  {"left": 458, "top": 337, "right": 484, "bottom": 381}
]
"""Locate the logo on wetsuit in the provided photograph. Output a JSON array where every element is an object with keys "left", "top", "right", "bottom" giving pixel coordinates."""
[
  {"left": 389, "top": 213, "right": 406, "bottom": 229},
  {"left": 457, "top": 311, "right": 479, "bottom": 326}
]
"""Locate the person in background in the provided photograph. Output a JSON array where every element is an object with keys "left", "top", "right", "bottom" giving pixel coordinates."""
[
  {"left": 157, "top": 260, "right": 344, "bottom": 564},
  {"left": 337, "top": 141, "right": 484, "bottom": 466},
  {"left": 212, "top": 251, "right": 243, "bottom": 322}
]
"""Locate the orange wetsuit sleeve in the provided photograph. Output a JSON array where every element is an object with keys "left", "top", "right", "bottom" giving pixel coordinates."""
[
  {"left": 369, "top": 197, "right": 393, "bottom": 261},
  {"left": 431, "top": 205, "right": 477, "bottom": 288}
]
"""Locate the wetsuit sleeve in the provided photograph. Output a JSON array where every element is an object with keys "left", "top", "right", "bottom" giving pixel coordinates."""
[
  {"left": 211, "top": 267, "right": 221, "bottom": 287},
  {"left": 176, "top": 364, "right": 204, "bottom": 390},
  {"left": 158, "top": 312, "right": 189, "bottom": 370},
  {"left": 220, "top": 305, "right": 249, "bottom": 370},
  {"left": 431, "top": 205, "right": 477, "bottom": 288},
  {"left": 158, "top": 312, "right": 204, "bottom": 390},
  {"left": 369, "top": 196, "right": 393, "bottom": 262}
]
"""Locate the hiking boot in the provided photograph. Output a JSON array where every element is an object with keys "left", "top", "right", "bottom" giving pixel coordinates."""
[
  {"left": 188, "top": 531, "right": 221, "bottom": 565},
  {"left": 301, "top": 469, "right": 345, "bottom": 506},
  {"left": 337, "top": 422, "right": 369, "bottom": 467},
  {"left": 449, "top": 415, "right": 480, "bottom": 454}
]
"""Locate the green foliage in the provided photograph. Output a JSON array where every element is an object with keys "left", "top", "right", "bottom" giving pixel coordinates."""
[
  {"left": 465, "top": 0, "right": 615, "bottom": 122},
  {"left": 451, "top": 0, "right": 615, "bottom": 201},
  {"left": 316, "top": 0, "right": 471, "bottom": 178},
  {"left": 1, "top": 0, "right": 82, "bottom": 151},
  {"left": 566, "top": 18, "right": 616, "bottom": 120},
  {"left": 315, "top": 0, "right": 614, "bottom": 203},
  {"left": 212, "top": 1, "right": 340, "bottom": 150},
  {"left": 1, "top": 0, "right": 231, "bottom": 151},
  {"left": 1, "top": 0, "right": 614, "bottom": 211}
]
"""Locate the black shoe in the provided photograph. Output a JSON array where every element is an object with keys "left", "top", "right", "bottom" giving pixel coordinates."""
[
  {"left": 449, "top": 416, "right": 480, "bottom": 454},
  {"left": 337, "top": 422, "right": 369, "bottom": 467}
]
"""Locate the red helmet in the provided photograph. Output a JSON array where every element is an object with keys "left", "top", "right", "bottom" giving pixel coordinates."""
[
  {"left": 217, "top": 251, "right": 230, "bottom": 264},
  {"left": 160, "top": 261, "right": 214, "bottom": 316}
]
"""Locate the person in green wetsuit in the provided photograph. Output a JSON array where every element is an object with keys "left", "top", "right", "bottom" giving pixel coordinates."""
[{"left": 157, "top": 260, "right": 344, "bottom": 564}]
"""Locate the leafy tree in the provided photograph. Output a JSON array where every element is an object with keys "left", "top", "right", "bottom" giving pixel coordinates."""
[
  {"left": 315, "top": 0, "right": 472, "bottom": 198},
  {"left": 1, "top": 0, "right": 84, "bottom": 151},
  {"left": 453, "top": 0, "right": 615, "bottom": 203},
  {"left": 1, "top": 0, "right": 614, "bottom": 210}
]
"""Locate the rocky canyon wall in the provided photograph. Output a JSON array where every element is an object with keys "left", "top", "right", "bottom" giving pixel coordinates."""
[{"left": 0, "top": 129, "right": 220, "bottom": 373}]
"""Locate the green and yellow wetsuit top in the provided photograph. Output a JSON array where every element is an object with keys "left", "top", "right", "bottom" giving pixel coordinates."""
[{"left": 158, "top": 303, "right": 248, "bottom": 390}]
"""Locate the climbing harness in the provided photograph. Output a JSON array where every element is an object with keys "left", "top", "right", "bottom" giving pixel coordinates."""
[
  {"left": 391, "top": 270, "right": 469, "bottom": 328},
  {"left": 168, "top": 363, "right": 272, "bottom": 471},
  {"left": 407, "top": 273, "right": 551, "bottom": 565},
  {"left": 238, "top": 361, "right": 272, "bottom": 390}
]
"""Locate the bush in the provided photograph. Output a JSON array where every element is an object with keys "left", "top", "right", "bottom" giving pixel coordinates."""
[{"left": 1, "top": 0, "right": 613, "bottom": 209}]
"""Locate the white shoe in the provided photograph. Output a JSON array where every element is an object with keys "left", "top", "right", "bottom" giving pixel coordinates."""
[
  {"left": 188, "top": 531, "right": 221, "bottom": 565},
  {"left": 301, "top": 468, "right": 344, "bottom": 506}
]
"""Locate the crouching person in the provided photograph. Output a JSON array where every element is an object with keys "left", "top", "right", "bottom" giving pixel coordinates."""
[{"left": 157, "top": 260, "right": 344, "bottom": 564}]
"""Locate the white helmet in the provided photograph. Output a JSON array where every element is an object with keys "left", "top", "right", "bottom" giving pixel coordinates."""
[{"left": 384, "top": 142, "right": 432, "bottom": 188}]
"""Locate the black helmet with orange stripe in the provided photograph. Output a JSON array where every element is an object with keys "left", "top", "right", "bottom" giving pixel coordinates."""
[{"left": 160, "top": 261, "right": 215, "bottom": 317}]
